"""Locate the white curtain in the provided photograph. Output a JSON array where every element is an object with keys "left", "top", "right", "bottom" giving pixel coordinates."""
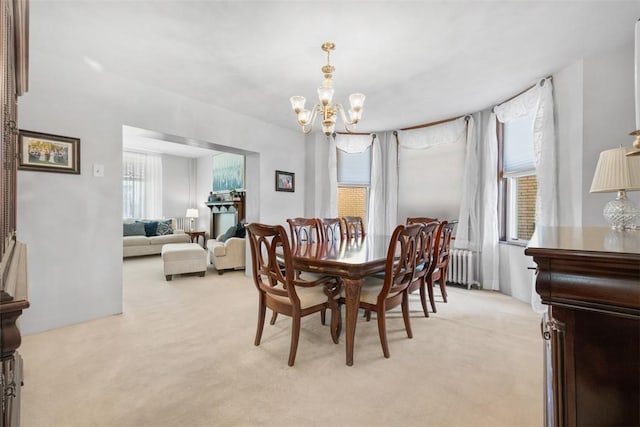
[
  {"left": 492, "top": 77, "right": 558, "bottom": 304},
  {"left": 480, "top": 112, "right": 500, "bottom": 291},
  {"left": 122, "top": 151, "right": 163, "bottom": 219},
  {"left": 327, "top": 135, "right": 338, "bottom": 218},
  {"left": 455, "top": 116, "right": 479, "bottom": 251},
  {"left": 367, "top": 131, "right": 398, "bottom": 236}
]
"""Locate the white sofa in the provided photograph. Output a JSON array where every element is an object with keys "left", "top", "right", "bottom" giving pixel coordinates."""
[
  {"left": 207, "top": 233, "right": 246, "bottom": 275},
  {"left": 123, "top": 219, "right": 190, "bottom": 258}
]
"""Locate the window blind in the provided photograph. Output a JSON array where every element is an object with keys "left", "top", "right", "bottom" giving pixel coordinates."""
[
  {"left": 503, "top": 110, "right": 535, "bottom": 173},
  {"left": 337, "top": 146, "right": 371, "bottom": 184}
]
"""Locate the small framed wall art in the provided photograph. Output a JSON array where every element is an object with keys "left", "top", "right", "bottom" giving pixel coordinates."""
[
  {"left": 275, "top": 170, "right": 295, "bottom": 192},
  {"left": 18, "top": 130, "right": 80, "bottom": 174}
]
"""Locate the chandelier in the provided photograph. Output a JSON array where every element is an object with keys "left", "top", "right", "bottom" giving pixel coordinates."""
[{"left": 290, "top": 41, "right": 365, "bottom": 136}]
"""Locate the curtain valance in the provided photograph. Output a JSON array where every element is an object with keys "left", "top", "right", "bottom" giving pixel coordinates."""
[
  {"left": 397, "top": 116, "right": 468, "bottom": 149},
  {"left": 335, "top": 134, "right": 374, "bottom": 153}
]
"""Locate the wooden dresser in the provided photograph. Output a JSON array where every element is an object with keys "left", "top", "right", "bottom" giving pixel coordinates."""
[{"left": 525, "top": 227, "right": 640, "bottom": 427}]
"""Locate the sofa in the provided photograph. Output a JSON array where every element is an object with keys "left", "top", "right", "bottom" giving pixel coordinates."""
[
  {"left": 123, "top": 218, "right": 190, "bottom": 258},
  {"left": 207, "top": 223, "right": 246, "bottom": 274}
]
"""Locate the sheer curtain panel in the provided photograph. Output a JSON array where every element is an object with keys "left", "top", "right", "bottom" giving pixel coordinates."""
[{"left": 122, "top": 151, "right": 163, "bottom": 219}]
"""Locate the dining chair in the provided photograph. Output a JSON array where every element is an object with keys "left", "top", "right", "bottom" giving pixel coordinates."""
[
  {"left": 407, "top": 221, "right": 439, "bottom": 317},
  {"left": 246, "top": 222, "right": 341, "bottom": 366},
  {"left": 321, "top": 217, "right": 346, "bottom": 243},
  {"left": 355, "top": 223, "right": 422, "bottom": 358},
  {"left": 406, "top": 216, "right": 438, "bottom": 225},
  {"left": 287, "top": 217, "right": 323, "bottom": 246},
  {"left": 342, "top": 216, "right": 365, "bottom": 239},
  {"left": 429, "top": 221, "right": 456, "bottom": 310}
]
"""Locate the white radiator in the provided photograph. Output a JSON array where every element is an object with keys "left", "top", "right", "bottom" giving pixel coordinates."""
[
  {"left": 447, "top": 249, "right": 480, "bottom": 290},
  {"left": 175, "top": 217, "right": 189, "bottom": 231}
]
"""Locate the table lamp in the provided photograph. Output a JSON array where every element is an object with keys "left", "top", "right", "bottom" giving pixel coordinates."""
[
  {"left": 590, "top": 146, "right": 640, "bottom": 229},
  {"left": 186, "top": 208, "right": 199, "bottom": 232}
]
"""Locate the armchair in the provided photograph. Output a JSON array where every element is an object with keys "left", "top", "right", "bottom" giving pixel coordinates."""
[{"left": 207, "top": 231, "right": 246, "bottom": 275}]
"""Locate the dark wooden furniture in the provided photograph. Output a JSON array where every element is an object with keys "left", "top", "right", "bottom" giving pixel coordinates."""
[
  {"left": 245, "top": 223, "right": 341, "bottom": 366},
  {"left": 406, "top": 216, "right": 438, "bottom": 225},
  {"left": 320, "top": 218, "right": 346, "bottom": 242},
  {"left": 205, "top": 194, "right": 245, "bottom": 238},
  {"left": 525, "top": 227, "right": 640, "bottom": 427},
  {"left": 186, "top": 230, "right": 206, "bottom": 248},
  {"left": 357, "top": 224, "right": 422, "bottom": 358},
  {"left": 291, "top": 234, "right": 392, "bottom": 366},
  {"left": 407, "top": 221, "right": 439, "bottom": 317},
  {"left": 286, "top": 217, "right": 323, "bottom": 246},
  {"left": 342, "top": 216, "right": 366, "bottom": 239},
  {"left": 430, "top": 221, "right": 455, "bottom": 306},
  {"left": 1, "top": 1, "right": 30, "bottom": 425}
]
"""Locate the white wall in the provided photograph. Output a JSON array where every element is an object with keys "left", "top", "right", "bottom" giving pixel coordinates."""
[
  {"left": 18, "top": 13, "right": 305, "bottom": 334},
  {"left": 582, "top": 41, "right": 638, "bottom": 224},
  {"left": 196, "top": 155, "right": 214, "bottom": 237},
  {"left": 162, "top": 154, "right": 194, "bottom": 219}
]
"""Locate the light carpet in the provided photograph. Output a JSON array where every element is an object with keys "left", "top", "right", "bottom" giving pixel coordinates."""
[{"left": 20, "top": 255, "right": 542, "bottom": 426}]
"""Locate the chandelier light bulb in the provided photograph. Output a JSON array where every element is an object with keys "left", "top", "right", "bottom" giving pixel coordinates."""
[
  {"left": 290, "top": 96, "right": 306, "bottom": 113},
  {"left": 317, "top": 86, "right": 334, "bottom": 106},
  {"left": 349, "top": 93, "right": 365, "bottom": 111},
  {"left": 298, "top": 109, "right": 311, "bottom": 125}
]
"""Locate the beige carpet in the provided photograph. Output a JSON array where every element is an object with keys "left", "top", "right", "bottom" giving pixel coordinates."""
[{"left": 21, "top": 255, "right": 542, "bottom": 427}]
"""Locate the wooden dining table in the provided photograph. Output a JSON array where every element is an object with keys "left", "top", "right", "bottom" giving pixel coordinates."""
[{"left": 291, "top": 235, "right": 391, "bottom": 366}]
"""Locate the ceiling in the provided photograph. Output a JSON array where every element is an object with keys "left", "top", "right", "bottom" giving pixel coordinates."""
[{"left": 33, "top": 1, "right": 639, "bottom": 138}]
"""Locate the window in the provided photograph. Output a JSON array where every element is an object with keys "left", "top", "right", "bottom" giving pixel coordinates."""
[
  {"left": 122, "top": 151, "right": 163, "bottom": 219},
  {"left": 499, "top": 111, "right": 537, "bottom": 243},
  {"left": 337, "top": 146, "right": 371, "bottom": 222}
]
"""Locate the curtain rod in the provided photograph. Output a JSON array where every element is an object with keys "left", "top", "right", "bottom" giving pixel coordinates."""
[
  {"left": 493, "top": 76, "right": 553, "bottom": 111},
  {"left": 400, "top": 114, "right": 470, "bottom": 132}
]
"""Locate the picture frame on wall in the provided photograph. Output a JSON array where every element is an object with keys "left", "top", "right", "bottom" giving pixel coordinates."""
[
  {"left": 18, "top": 130, "right": 80, "bottom": 174},
  {"left": 275, "top": 170, "right": 295, "bottom": 192}
]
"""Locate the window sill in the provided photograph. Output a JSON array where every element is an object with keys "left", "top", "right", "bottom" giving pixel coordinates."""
[{"left": 499, "top": 239, "right": 529, "bottom": 248}]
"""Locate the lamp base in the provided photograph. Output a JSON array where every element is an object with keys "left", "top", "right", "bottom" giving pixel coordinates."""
[{"left": 603, "top": 190, "right": 639, "bottom": 230}]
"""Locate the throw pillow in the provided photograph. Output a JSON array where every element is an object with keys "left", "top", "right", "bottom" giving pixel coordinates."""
[
  {"left": 123, "top": 222, "right": 146, "bottom": 237},
  {"left": 137, "top": 221, "right": 158, "bottom": 237},
  {"left": 220, "top": 225, "right": 237, "bottom": 242},
  {"left": 156, "top": 220, "right": 174, "bottom": 235},
  {"left": 234, "top": 222, "right": 246, "bottom": 238}
]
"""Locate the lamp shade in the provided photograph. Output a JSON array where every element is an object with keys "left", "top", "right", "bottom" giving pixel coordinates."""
[
  {"left": 186, "top": 208, "right": 199, "bottom": 218},
  {"left": 590, "top": 146, "right": 640, "bottom": 193}
]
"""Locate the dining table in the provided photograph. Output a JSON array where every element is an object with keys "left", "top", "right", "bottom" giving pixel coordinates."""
[{"left": 290, "top": 235, "right": 391, "bottom": 366}]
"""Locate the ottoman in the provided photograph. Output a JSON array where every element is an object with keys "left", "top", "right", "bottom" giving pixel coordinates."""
[{"left": 161, "top": 243, "right": 207, "bottom": 281}]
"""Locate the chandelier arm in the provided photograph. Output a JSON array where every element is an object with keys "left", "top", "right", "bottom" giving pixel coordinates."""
[{"left": 336, "top": 103, "right": 358, "bottom": 126}]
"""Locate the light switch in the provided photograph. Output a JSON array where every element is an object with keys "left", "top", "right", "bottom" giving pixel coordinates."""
[{"left": 93, "top": 164, "right": 104, "bottom": 177}]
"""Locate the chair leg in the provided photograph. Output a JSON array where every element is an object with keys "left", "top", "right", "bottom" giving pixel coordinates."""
[
  {"left": 401, "top": 292, "right": 413, "bottom": 339},
  {"left": 288, "top": 315, "right": 301, "bottom": 366},
  {"left": 255, "top": 297, "right": 267, "bottom": 346},
  {"left": 439, "top": 274, "right": 448, "bottom": 303},
  {"left": 365, "top": 310, "right": 371, "bottom": 321},
  {"left": 427, "top": 276, "right": 437, "bottom": 313},
  {"left": 376, "top": 308, "right": 390, "bottom": 358},
  {"left": 418, "top": 278, "right": 430, "bottom": 317},
  {"left": 321, "top": 308, "right": 326, "bottom": 325},
  {"left": 270, "top": 311, "right": 278, "bottom": 325},
  {"left": 329, "top": 303, "right": 341, "bottom": 344}
]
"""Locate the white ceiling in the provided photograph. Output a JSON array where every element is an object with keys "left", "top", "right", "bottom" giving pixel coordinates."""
[{"left": 33, "top": 0, "right": 639, "bottom": 141}]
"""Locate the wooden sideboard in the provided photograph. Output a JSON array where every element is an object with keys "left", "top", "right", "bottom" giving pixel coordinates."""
[{"left": 525, "top": 227, "right": 640, "bottom": 427}]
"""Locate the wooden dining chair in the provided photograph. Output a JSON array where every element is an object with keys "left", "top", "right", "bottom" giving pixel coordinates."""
[
  {"left": 321, "top": 218, "right": 346, "bottom": 243},
  {"left": 407, "top": 221, "right": 439, "bottom": 317},
  {"left": 406, "top": 216, "right": 438, "bottom": 225},
  {"left": 429, "top": 221, "right": 456, "bottom": 310},
  {"left": 287, "top": 217, "right": 323, "bottom": 246},
  {"left": 342, "top": 216, "right": 365, "bottom": 239},
  {"left": 355, "top": 223, "right": 422, "bottom": 358},
  {"left": 246, "top": 222, "right": 341, "bottom": 366}
]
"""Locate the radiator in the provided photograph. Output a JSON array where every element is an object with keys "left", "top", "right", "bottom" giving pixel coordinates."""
[
  {"left": 175, "top": 217, "right": 189, "bottom": 231},
  {"left": 447, "top": 249, "right": 480, "bottom": 290}
]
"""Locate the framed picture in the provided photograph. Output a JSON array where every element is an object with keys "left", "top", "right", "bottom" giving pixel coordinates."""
[
  {"left": 275, "top": 170, "right": 295, "bottom": 192},
  {"left": 213, "top": 152, "right": 245, "bottom": 192},
  {"left": 18, "top": 130, "right": 80, "bottom": 174}
]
